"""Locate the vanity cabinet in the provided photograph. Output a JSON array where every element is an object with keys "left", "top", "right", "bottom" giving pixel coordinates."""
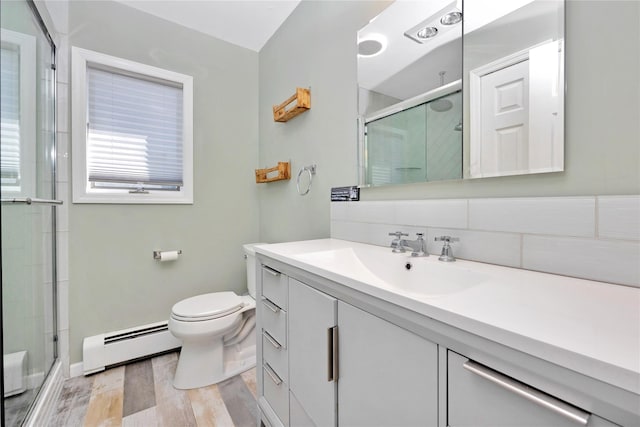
[
  {"left": 257, "top": 255, "right": 634, "bottom": 427},
  {"left": 286, "top": 278, "right": 439, "bottom": 427},
  {"left": 447, "top": 351, "right": 620, "bottom": 427},
  {"left": 260, "top": 265, "right": 290, "bottom": 425},
  {"left": 288, "top": 278, "right": 337, "bottom": 426},
  {"left": 337, "top": 300, "right": 438, "bottom": 426}
]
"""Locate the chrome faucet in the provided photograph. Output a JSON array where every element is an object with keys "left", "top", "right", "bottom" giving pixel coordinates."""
[
  {"left": 400, "top": 233, "right": 429, "bottom": 257},
  {"left": 434, "top": 236, "right": 459, "bottom": 262},
  {"left": 389, "top": 232, "right": 429, "bottom": 256},
  {"left": 388, "top": 231, "right": 409, "bottom": 253}
]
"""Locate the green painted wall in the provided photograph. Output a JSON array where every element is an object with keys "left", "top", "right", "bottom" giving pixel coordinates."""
[
  {"left": 67, "top": 1, "right": 259, "bottom": 364},
  {"left": 257, "top": 1, "right": 392, "bottom": 243}
]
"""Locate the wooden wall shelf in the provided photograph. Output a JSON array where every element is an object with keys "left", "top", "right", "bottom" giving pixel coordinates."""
[
  {"left": 273, "top": 88, "right": 311, "bottom": 122},
  {"left": 255, "top": 162, "right": 291, "bottom": 183}
]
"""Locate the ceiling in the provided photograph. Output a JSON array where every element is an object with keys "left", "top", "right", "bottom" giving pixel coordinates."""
[{"left": 114, "top": 0, "right": 301, "bottom": 52}]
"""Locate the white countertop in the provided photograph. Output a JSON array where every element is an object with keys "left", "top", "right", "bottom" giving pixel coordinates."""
[{"left": 255, "top": 238, "right": 640, "bottom": 395}]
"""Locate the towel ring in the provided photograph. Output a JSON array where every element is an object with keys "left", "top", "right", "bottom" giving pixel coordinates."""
[{"left": 296, "top": 164, "right": 316, "bottom": 196}]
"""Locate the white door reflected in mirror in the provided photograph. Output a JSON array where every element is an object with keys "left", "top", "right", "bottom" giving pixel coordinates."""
[{"left": 469, "top": 39, "right": 564, "bottom": 178}]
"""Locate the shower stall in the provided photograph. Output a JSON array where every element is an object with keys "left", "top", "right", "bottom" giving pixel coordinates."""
[
  {"left": 362, "top": 85, "right": 463, "bottom": 187},
  {"left": 1, "top": 0, "right": 59, "bottom": 425}
]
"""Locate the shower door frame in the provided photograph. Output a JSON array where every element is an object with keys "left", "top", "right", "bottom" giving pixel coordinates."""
[{"left": 1, "top": 0, "right": 58, "bottom": 425}]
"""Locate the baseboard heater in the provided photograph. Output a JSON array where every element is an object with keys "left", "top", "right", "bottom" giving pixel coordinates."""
[
  {"left": 4, "top": 351, "right": 27, "bottom": 397},
  {"left": 82, "top": 321, "right": 181, "bottom": 375}
]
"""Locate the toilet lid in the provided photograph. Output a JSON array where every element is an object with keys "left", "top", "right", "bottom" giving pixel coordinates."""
[{"left": 171, "top": 292, "right": 244, "bottom": 321}]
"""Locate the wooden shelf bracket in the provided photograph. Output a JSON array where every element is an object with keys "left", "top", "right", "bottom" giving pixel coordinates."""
[
  {"left": 273, "top": 88, "right": 311, "bottom": 122},
  {"left": 255, "top": 162, "right": 291, "bottom": 183}
]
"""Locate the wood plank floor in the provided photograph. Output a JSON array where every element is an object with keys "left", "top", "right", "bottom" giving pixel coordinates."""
[{"left": 50, "top": 352, "right": 257, "bottom": 427}]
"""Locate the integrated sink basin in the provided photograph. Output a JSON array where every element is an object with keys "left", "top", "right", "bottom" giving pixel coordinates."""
[{"left": 294, "top": 244, "right": 489, "bottom": 297}]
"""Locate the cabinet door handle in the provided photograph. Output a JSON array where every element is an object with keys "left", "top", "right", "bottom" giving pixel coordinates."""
[
  {"left": 264, "top": 362, "right": 283, "bottom": 386},
  {"left": 327, "top": 326, "right": 339, "bottom": 382},
  {"left": 263, "top": 331, "right": 282, "bottom": 349},
  {"left": 261, "top": 297, "right": 281, "bottom": 313},
  {"left": 263, "top": 266, "right": 281, "bottom": 277},
  {"left": 463, "top": 360, "right": 590, "bottom": 426}
]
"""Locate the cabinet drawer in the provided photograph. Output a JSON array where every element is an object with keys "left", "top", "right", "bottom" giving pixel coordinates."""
[
  {"left": 263, "top": 362, "right": 289, "bottom": 426},
  {"left": 262, "top": 266, "right": 288, "bottom": 310},
  {"left": 262, "top": 298, "right": 287, "bottom": 347},
  {"left": 447, "top": 351, "right": 607, "bottom": 427},
  {"left": 263, "top": 332, "right": 288, "bottom": 383}
]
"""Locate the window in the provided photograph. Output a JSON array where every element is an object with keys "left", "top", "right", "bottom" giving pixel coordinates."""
[
  {"left": 1, "top": 29, "right": 35, "bottom": 197},
  {"left": 71, "top": 47, "right": 193, "bottom": 203}
]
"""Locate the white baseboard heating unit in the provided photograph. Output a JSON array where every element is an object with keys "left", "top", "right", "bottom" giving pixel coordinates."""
[
  {"left": 82, "top": 321, "right": 181, "bottom": 375},
  {"left": 4, "top": 351, "right": 27, "bottom": 397}
]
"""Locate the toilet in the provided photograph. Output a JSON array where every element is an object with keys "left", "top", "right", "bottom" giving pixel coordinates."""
[{"left": 168, "top": 243, "right": 263, "bottom": 389}]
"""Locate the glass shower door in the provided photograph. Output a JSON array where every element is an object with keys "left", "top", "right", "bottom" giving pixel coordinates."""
[{"left": 1, "top": 0, "right": 58, "bottom": 425}]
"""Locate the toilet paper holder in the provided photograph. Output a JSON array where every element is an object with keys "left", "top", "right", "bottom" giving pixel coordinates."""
[{"left": 153, "top": 250, "right": 183, "bottom": 260}]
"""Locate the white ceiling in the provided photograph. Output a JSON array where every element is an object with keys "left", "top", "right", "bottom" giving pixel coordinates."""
[{"left": 114, "top": 0, "right": 301, "bottom": 52}]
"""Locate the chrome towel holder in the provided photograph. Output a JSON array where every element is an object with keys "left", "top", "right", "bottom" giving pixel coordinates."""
[{"left": 296, "top": 164, "right": 316, "bottom": 196}]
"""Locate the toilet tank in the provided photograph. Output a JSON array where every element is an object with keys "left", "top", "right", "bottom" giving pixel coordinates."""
[{"left": 243, "top": 243, "right": 266, "bottom": 299}]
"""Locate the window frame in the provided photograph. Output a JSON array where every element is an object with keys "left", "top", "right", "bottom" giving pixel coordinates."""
[{"left": 71, "top": 47, "right": 193, "bottom": 204}]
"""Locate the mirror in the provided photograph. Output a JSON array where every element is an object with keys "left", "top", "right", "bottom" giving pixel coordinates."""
[
  {"left": 357, "top": 1, "right": 463, "bottom": 186},
  {"left": 357, "top": 0, "right": 565, "bottom": 187}
]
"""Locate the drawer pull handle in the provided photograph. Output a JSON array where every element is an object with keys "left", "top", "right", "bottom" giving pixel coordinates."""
[
  {"left": 264, "top": 331, "right": 282, "bottom": 349},
  {"left": 264, "top": 362, "right": 283, "bottom": 386},
  {"left": 262, "top": 297, "right": 281, "bottom": 313},
  {"left": 463, "top": 360, "right": 590, "bottom": 426},
  {"left": 263, "top": 266, "right": 281, "bottom": 277},
  {"left": 327, "top": 326, "right": 339, "bottom": 382}
]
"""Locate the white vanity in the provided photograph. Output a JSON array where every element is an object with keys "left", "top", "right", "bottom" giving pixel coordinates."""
[{"left": 254, "top": 239, "right": 639, "bottom": 427}]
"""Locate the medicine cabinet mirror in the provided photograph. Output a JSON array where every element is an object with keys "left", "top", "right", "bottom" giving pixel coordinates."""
[{"left": 357, "top": 0, "right": 565, "bottom": 187}]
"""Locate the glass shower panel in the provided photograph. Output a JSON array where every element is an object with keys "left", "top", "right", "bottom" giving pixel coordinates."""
[
  {"left": 1, "top": 0, "right": 57, "bottom": 425},
  {"left": 425, "top": 91, "right": 463, "bottom": 182},
  {"left": 365, "top": 103, "right": 428, "bottom": 186}
]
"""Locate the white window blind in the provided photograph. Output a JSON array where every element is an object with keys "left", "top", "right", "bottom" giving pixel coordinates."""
[
  {"left": 87, "top": 65, "right": 184, "bottom": 190},
  {"left": 1, "top": 44, "right": 21, "bottom": 188}
]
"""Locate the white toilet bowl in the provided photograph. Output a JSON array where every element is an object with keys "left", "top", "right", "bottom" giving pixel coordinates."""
[{"left": 168, "top": 243, "right": 263, "bottom": 390}]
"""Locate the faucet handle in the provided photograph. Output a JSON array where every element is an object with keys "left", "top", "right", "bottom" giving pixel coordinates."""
[
  {"left": 389, "top": 231, "right": 409, "bottom": 238},
  {"left": 434, "top": 235, "right": 459, "bottom": 243},
  {"left": 435, "top": 236, "right": 458, "bottom": 262},
  {"left": 415, "top": 232, "right": 424, "bottom": 239}
]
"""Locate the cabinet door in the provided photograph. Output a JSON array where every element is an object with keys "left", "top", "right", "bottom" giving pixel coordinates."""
[
  {"left": 288, "top": 279, "right": 337, "bottom": 427},
  {"left": 448, "top": 351, "right": 618, "bottom": 427},
  {"left": 338, "top": 301, "right": 439, "bottom": 426}
]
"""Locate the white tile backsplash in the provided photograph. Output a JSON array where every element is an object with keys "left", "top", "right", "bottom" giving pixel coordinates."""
[
  {"left": 469, "top": 197, "right": 596, "bottom": 237},
  {"left": 523, "top": 236, "right": 640, "bottom": 287},
  {"left": 598, "top": 196, "right": 640, "bottom": 241},
  {"left": 331, "top": 195, "right": 640, "bottom": 287},
  {"left": 395, "top": 199, "right": 467, "bottom": 229},
  {"left": 348, "top": 201, "right": 396, "bottom": 224},
  {"left": 330, "top": 220, "right": 370, "bottom": 243},
  {"left": 428, "top": 228, "right": 522, "bottom": 268},
  {"left": 330, "top": 202, "right": 349, "bottom": 221}
]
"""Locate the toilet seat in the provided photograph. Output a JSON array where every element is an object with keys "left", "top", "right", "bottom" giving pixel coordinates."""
[{"left": 171, "top": 291, "right": 244, "bottom": 322}]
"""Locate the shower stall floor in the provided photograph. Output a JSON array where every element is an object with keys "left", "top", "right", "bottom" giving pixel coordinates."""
[{"left": 49, "top": 351, "right": 257, "bottom": 426}]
